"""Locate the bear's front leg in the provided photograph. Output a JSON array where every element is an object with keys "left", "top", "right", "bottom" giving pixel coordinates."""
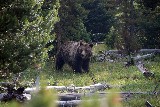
[
  {"left": 72, "top": 62, "right": 82, "bottom": 73},
  {"left": 55, "top": 55, "right": 65, "bottom": 70},
  {"left": 73, "top": 66, "right": 82, "bottom": 73},
  {"left": 82, "top": 59, "right": 90, "bottom": 73}
]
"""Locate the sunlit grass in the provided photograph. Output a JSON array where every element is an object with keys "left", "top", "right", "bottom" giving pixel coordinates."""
[
  {"left": 1, "top": 59, "right": 160, "bottom": 106},
  {"left": 20, "top": 59, "right": 160, "bottom": 107},
  {"left": 20, "top": 60, "right": 160, "bottom": 91},
  {"left": 92, "top": 43, "right": 107, "bottom": 55}
]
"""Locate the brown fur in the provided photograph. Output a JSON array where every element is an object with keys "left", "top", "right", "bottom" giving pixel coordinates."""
[{"left": 55, "top": 41, "right": 93, "bottom": 73}]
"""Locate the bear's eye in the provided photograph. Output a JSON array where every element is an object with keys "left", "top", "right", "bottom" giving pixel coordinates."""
[{"left": 86, "top": 49, "right": 91, "bottom": 52}]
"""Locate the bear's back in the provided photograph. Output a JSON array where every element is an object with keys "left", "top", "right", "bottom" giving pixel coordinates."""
[{"left": 59, "top": 41, "right": 80, "bottom": 62}]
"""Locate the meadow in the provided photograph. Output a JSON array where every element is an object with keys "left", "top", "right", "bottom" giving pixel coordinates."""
[
  {"left": 22, "top": 45, "right": 160, "bottom": 106},
  {"left": 1, "top": 44, "right": 160, "bottom": 107}
]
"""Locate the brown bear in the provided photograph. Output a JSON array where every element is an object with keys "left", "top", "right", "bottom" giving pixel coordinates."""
[{"left": 55, "top": 40, "right": 93, "bottom": 73}]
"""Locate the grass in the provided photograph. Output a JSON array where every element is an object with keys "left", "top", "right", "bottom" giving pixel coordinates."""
[
  {"left": 17, "top": 60, "right": 160, "bottom": 106},
  {"left": 92, "top": 43, "right": 108, "bottom": 55},
  {"left": 1, "top": 44, "right": 160, "bottom": 107},
  {"left": 21, "top": 60, "right": 160, "bottom": 89}
]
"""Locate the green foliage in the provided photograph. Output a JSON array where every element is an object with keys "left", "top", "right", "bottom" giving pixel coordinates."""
[
  {"left": 107, "top": 90, "right": 122, "bottom": 107},
  {"left": 1, "top": 1, "right": 160, "bottom": 107},
  {"left": 105, "top": 0, "right": 160, "bottom": 50},
  {"left": 83, "top": 0, "right": 114, "bottom": 42},
  {"left": 105, "top": 26, "right": 116, "bottom": 49},
  {"left": 141, "top": 0, "right": 160, "bottom": 10},
  {"left": 0, "top": 101, "right": 20, "bottom": 107},
  {"left": 80, "top": 94, "right": 101, "bottom": 107},
  {"left": 0, "top": 0, "right": 59, "bottom": 74},
  {"left": 92, "top": 43, "right": 107, "bottom": 55},
  {"left": 136, "top": 5, "right": 160, "bottom": 48},
  {"left": 0, "top": 88, "right": 58, "bottom": 107},
  {"left": 1, "top": 42, "right": 160, "bottom": 106},
  {"left": 55, "top": 0, "right": 90, "bottom": 42},
  {"left": 25, "top": 89, "right": 57, "bottom": 107},
  {"left": 17, "top": 58, "right": 160, "bottom": 106},
  {"left": 123, "top": 94, "right": 160, "bottom": 107},
  {"left": 80, "top": 89, "right": 122, "bottom": 107},
  {"left": 54, "top": 0, "right": 115, "bottom": 43},
  {"left": 110, "top": 0, "right": 140, "bottom": 55}
]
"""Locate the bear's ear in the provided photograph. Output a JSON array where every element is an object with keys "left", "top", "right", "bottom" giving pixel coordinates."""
[
  {"left": 80, "top": 40, "right": 84, "bottom": 46},
  {"left": 89, "top": 43, "right": 93, "bottom": 48}
]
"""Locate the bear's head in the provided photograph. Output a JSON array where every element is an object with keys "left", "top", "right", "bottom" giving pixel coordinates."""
[{"left": 77, "top": 41, "right": 93, "bottom": 59}]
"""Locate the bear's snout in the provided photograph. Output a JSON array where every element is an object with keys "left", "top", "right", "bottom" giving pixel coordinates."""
[{"left": 81, "top": 51, "right": 86, "bottom": 58}]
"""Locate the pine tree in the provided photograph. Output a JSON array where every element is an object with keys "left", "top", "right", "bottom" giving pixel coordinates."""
[
  {"left": 110, "top": 0, "right": 140, "bottom": 52},
  {"left": 83, "top": 0, "right": 114, "bottom": 42},
  {"left": 135, "top": 0, "right": 160, "bottom": 48},
  {"left": 54, "top": 0, "right": 90, "bottom": 49},
  {"left": 0, "top": 0, "right": 59, "bottom": 74}
]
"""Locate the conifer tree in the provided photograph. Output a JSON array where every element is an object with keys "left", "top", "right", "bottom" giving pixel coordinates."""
[
  {"left": 83, "top": 0, "right": 114, "bottom": 42},
  {"left": 54, "top": 0, "right": 90, "bottom": 49},
  {"left": 0, "top": 0, "right": 59, "bottom": 74}
]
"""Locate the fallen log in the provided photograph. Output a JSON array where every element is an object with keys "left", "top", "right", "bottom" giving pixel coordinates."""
[
  {"left": 102, "top": 49, "right": 160, "bottom": 54},
  {"left": 0, "top": 93, "right": 31, "bottom": 101},
  {"left": 24, "top": 83, "right": 111, "bottom": 94},
  {"left": 145, "top": 101, "right": 153, "bottom": 107},
  {"left": 97, "top": 49, "right": 160, "bottom": 58},
  {"left": 95, "top": 49, "right": 159, "bottom": 63},
  {"left": 58, "top": 91, "right": 149, "bottom": 101},
  {"left": 0, "top": 91, "right": 157, "bottom": 101},
  {"left": 49, "top": 92, "right": 158, "bottom": 106},
  {"left": 56, "top": 98, "right": 112, "bottom": 107},
  {"left": 0, "top": 93, "right": 6, "bottom": 100},
  {"left": 0, "top": 87, "right": 30, "bottom": 102},
  {"left": 96, "top": 50, "right": 123, "bottom": 62},
  {"left": 139, "top": 49, "right": 160, "bottom": 53},
  {"left": 1, "top": 91, "right": 158, "bottom": 107},
  {"left": 132, "top": 53, "right": 154, "bottom": 61},
  {"left": 136, "top": 61, "right": 154, "bottom": 78},
  {"left": 56, "top": 100, "right": 81, "bottom": 107}
]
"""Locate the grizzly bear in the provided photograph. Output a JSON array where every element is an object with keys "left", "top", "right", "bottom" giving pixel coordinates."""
[{"left": 55, "top": 40, "right": 93, "bottom": 73}]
